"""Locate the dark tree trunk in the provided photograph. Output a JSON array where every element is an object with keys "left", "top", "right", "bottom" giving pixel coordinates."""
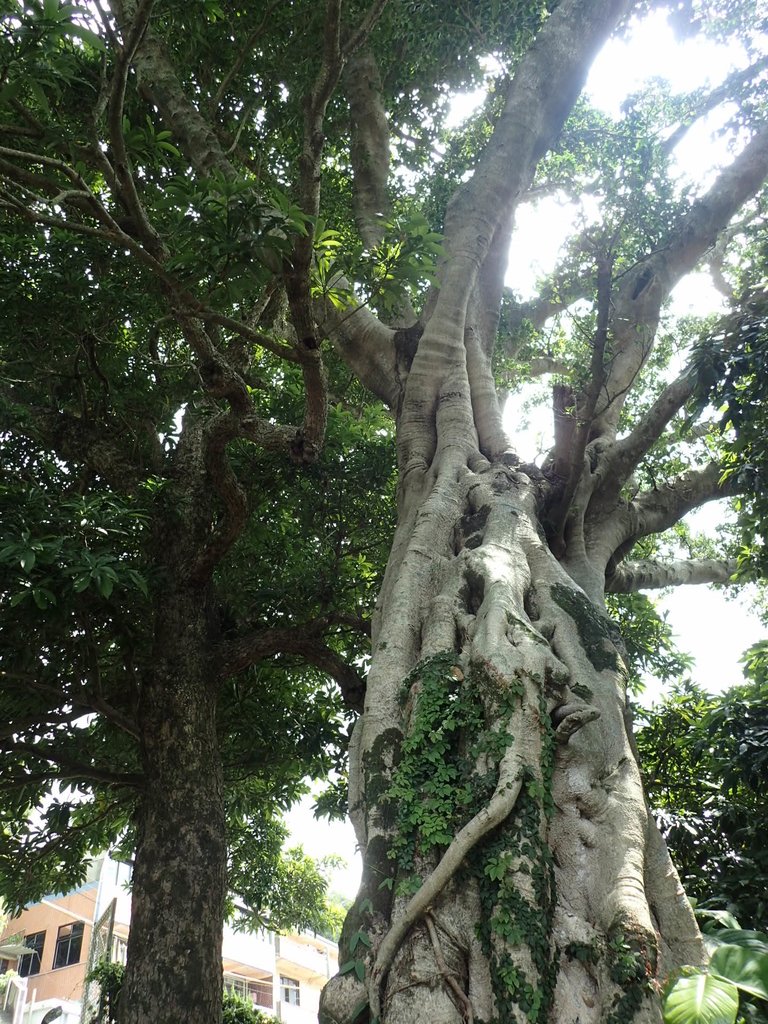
[{"left": 118, "top": 446, "right": 228, "bottom": 1024}]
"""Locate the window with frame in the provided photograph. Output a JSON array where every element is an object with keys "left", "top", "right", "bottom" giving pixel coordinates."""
[
  {"left": 53, "top": 923, "right": 84, "bottom": 969},
  {"left": 17, "top": 932, "right": 45, "bottom": 977},
  {"left": 280, "top": 976, "right": 300, "bottom": 1007}
]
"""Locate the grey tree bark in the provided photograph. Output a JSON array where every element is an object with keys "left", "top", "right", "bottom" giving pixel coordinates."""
[{"left": 316, "top": 1, "right": 768, "bottom": 1021}]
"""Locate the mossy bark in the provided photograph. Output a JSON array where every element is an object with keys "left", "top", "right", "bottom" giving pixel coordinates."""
[{"left": 321, "top": 461, "right": 703, "bottom": 1024}]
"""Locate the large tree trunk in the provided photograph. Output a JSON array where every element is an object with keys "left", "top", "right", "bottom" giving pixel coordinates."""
[
  {"left": 316, "top": 0, "right": 768, "bottom": 1014},
  {"left": 118, "top": 417, "right": 228, "bottom": 1024},
  {"left": 321, "top": 447, "right": 704, "bottom": 1024},
  {"left": 118, "top": 579, "right": 227, "bottom": 1024}
]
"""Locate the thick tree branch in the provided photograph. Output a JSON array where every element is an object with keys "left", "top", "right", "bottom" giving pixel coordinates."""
[
  {"left": 345, "top": 48, "right": 392, "bottom": 250},
  {"left": 546, "top": 256, "right": 612, "bottom": 550},
  {"left": 342, "top": 0, "right": 391, "bottom": 57},
  {"left": 628, "top": 463, "right": 738, "bottom": 542},
  {"left": 208, "top": 1, "right": 282, "bottom": 116},
  {"left": 400, "top": 0, "right": 633, "bottom": 470},
  {"left": 502, "top": 269, "right": 592, "bottom": 344},
  {"left": 592, "top": 123, "right": 768, "bottom": 439},
  {"left": 606, "top": 556, "right": 738, "bottom": 593},
  {"left": 109, "top": 0, "right": 236, "bottom": 179},
  {"left": 316, "top": 296, "right": 399, "bottom": 407},
  {"left": 594, "top": 367, "right": 699, "bottom": 502},
  {"left": 217, "top": 626, "right": 366, "bottom": 711}
]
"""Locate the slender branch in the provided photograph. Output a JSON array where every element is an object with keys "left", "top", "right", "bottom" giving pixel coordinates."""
[
  {"left": 0, "top": 153, "right": 297, "bottom": 367},
  {"left": 0, "top": 708, "right": 85, "bottom": 742},
  {"left": 7, "top": 742, "right": 142, "bottom": 788},
  {"left": 209, "top": 0, "right": 282, "bottom": 115},
  {"left": 107, "top": 0, "right": 164, "bottom": 255},
  {"left": 0, "top": 671, "right": 139, "bottom": 740},
  {"left": 592, "top": 123, "right": 768, "bottom": 439},
  {"left": 343, "top": 0, "right": 391, "bottom": 58},
  {"left": 606, "top": 556, "right": 738, "bottom": 593},
  {"left": 110, "top": 0, "right": 393, "bottom": 405},
  {"left": 660, "top": 55, "right": 768, "bottom": 158}
]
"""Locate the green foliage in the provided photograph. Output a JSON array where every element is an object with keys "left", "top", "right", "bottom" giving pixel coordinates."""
[
  {"left": 607, "top": 592, "right": 693, "bottom": 692},
  {"left": 662, "top": 920, "right": 768, "bottom": 1024},
  {"left": 385, "top": 654, "right": 492, "bottom": 873},
  {"left": 691, "top": 281, "right": 768, "bottom": 576},
  {"left": 87, "top": 960, "right": 125, "bottom": 1024},
  {"left": 473, "top": 786, "right": 557, "bottom": 1023},
  {"left": 222, "top": 993, "right": 279, "bottom": 1024},
  {"left": 637, "top": 672, "right": 768, "bottom": 931},
  {"left": 382, "top": 654, "right": 558, "bottom": 1022},
  {"left": 226, "top": 816, "right": 336, "bottom": 936},
  {"left": 663, "top": 971, "right": 740, "bottom": 1024}
]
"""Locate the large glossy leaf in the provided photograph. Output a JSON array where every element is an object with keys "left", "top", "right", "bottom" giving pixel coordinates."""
[
  {"left": 663, "top": 972, "right": 739, "bottom": 1024},
  {"left": 709, "top": 944, "right": 768, "bottom": 1000},
  {"left": 705, "top": 930, "right": 768, "bottom": 954}
]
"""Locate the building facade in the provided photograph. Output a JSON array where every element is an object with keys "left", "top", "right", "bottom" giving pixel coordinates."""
[{"left": 0, "top": 856, "right": 338, "bottom": 1024}]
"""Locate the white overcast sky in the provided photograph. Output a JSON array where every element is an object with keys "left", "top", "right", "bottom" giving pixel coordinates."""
[{"left": 288, "top": 9, "right": 767, "bottom": 900}]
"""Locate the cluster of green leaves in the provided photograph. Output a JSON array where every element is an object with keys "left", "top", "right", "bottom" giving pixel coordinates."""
[
  {"left": 604, "top": 931, "right": 655, "bottom": 1024},
  {"left": 159, "top": 173, "right": 311, "bottom": 307},
  {"left": 637, "top": 669, "right": 768, "bottom": 932},
  {"left": 663, "top": 917, "right": 768, "bottom": 1024},
  {"left": 226, "top": 813, "right": 341, "bottom": 937},
  {"left": 607, "top": 591, "right": 693, "bottom": 693},
  {"left": 312, "top": 211, "right": 444, "bottom": 317},
  {"left": 222, "top": 994, "right": 279, "bottom": 1024},
  {"left": 385, "top": 654, "right": 494, "bottom": 874},
  {"left": 87, "top": 959, "right": 125, "bottom": 1024},
  {"left": 0, "top": 480, "right": 149, "bottom": 609},
  {"left": 473, "top": 789, "right": 557, "bottom": 1024},
  {"left": 691, "top": 279, "right": 768, "bottom": 575},
  {"left": 337, "top": 895, "right": 373, "bottom": 985}
]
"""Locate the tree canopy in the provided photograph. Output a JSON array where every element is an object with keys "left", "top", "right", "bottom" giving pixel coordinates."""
[{"left": 2, "top": 0, "right": 768, "bottom": 1022}]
